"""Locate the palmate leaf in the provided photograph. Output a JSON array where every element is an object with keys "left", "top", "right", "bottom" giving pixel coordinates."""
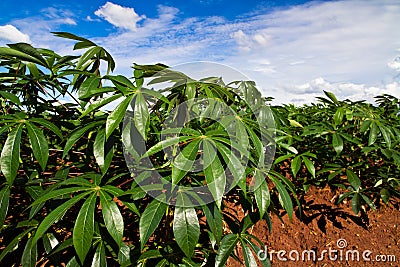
[
  {"left": 0, "top": 186, "right": 10, "bottom": 227},
  {"left": 139, "top": 198, "right": 167, "bottom": 250},
  {"left": 202, "top": 203, "right": 222, "bottom": 243},
  {"left": 143, "top": 136, "right": 194, "bottom": 158},
  {"left": 94, "top": 128, "right": 114, "bottom": 174},
  {"left": 133, "top": 92, "right": 149, "bottom": 139},
  {"left": 7, "top": 43, "right": 48, "bottom": 68},
  {"left": 63, "top": 121, "right": 103, "bottom": 158},
  {"left": 0, "top": 46, "right": 44, "bottom": 67},
  {"left": 29, "top": 187, "right": 91, "bottom": 208},
  {"left": 26, "top": 122, "right": 48, "bottom": 170},
  {"left": 106, "top": 94, "right": 134, "bottom": 139},
  {"left": 172, "top": 139, "right": 201, "bottom": 184},
  {"left": 173, "top": 205, "right": 200, "bottom": 258},
  {"left": 0, "top": 91, "right": 21, "bottom": 105},
  {"left": 215, "top": 234, "right": 239, "bottom": 267},
  {"left": 0, "top": 227, "right": 35, "bottom": 262},
  {"left": 32, "top": 192, "right": 91, "bottom": 246},
  {"left": 291, "top": 156, "right": 301, "bottom": 177},
  {"left": 240, "top": 239, "right": 257, "bottom": 267},
  {"left": 346, "top": 169, "right": 361, "bottom": 191},
  {"left": 99, "top": 191, "right": 124, "bottom": 246},
  {"left": 73, "top": 192, "right": 97, "bottom": 263},
  {"left": 29, "top": 118, "right": 62, "bottom": 138},
  {"left": 351, "top": 193, "right": 361, "bottom": 214},
  {"left": 368, "top": 121, "right": 378, "bottom": 146},
  {"left": 270, "top": 176, "right": 293, "bottom": 221},
  {"left": 302, "top": 156, "right": 315, "bottom": 178},
  {"left": 253, "top": 170, "right": 270, "bottom": 219},
  {"left": 91, "top": 242, "right": 107, "bottom": 267},
  {"left": 80, "top": 93, "right": 123, "bottom": 118},
  {"left": 0, "top": 124, "right": 22, "bottom": 185},
  {"left": 203, "top": 139, "right": 226, "bottom": 208},
  {"left": 22, "top": 234, "right": 38, "bottom": 267},
  {"left": 52, "top": 32, "right": 97, "bottom": 50},
  {"left": 332, "top": 132, "right": 343, "bottom": 155}
]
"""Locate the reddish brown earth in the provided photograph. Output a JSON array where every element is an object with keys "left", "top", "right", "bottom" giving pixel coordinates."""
[{"left": 227, "top": 186, "right": 400, "bottom": 267}]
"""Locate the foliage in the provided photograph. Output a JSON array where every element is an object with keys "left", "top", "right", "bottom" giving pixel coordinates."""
[{"left": 0, "top": 33, "right": 399, "bottom": 266}]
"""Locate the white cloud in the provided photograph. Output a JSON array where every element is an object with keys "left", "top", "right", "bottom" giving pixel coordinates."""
[
  {"left": 276, "top": 78, "right": 400, "bottom": 105},
  {"left": 2, "top": 0, "right": 400, "bottom": 104},
  {"left": 0, "top": 24, "right": 31, "bottom": 43},
  {"left": 94, "top": 2, "right": 145, "bottom": 31},
  {"left": 388, "top": 56, "right": 400, "bottom": 71}
]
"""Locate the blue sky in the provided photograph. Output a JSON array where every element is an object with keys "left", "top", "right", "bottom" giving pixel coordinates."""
[{"left": 0, "top": 0, "right": 399, "bottom": 103}]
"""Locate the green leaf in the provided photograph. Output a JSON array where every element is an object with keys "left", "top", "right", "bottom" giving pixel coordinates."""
[
  {"left": 8, "top": 43, "right": 48, "bottom": 67},
  {"left": 78, "top": 76, "right": 104, "bottom": 100},
  {"left": 22, "top": 235, "right": 37, "bottom": 267},
  {"left": 380, "top": 188, "right": 390, "bottom": 204},
  {"left": 139, "top": 198, "right": 167, "bottom": 250},
  {"left": 360, "top": 193, "right": 376, "bottom": 211},
  {"left": 323, "top": 90, "right": 339, "bottom": 104},
  {"left": 52, "top": 32, "right": 96, "bottom": 50},
  {"left": 138, "top": 250, "right": 163, "bottom": 262},
  {"left": 104, "top": 74, "right": 135, "bottom": 89},
  {"left": 63, "top": 121, "right": 102, "bottom": 158},
  {"left": 288, "top": 119, "right": 303, "bottom": 128},
  {"left": 202, "top": 203, "right": 222, "bottom": 243},
  {"left": 215, "top": 234, "right": 239, "bottom": 267},
  {"left": 215, "top": 142, "right": 246, "bottom": 193},
  {"left": 94, "top": 128, "right": 114, "bottom": 174},
  {"left": 332, "top": 132, "right": 343, "bottom": 155},
  {"left": 346, "top": 169, "right": 361, "bottom": 191},
  {"left": 29, "top": 187, "right": 90, "bottom": 208},
  {"left": 118, "top": 242, "right": 131, "bottom": 267},
  {"left": 91, "top": 242, "right": 107, "bottom": 267},
  {"left": 291, "top": 156, "right": 301, "bottom": 177},
  {"left": 74, "top": 192, "right": 97, "bottom": 263},
  {"left": 99, "top": 191, "right": 124, "bottom": 246},
  {"left": 29, "top": 118, "right": 62, "bottom": 138},
  {"left": 172, "top": 139, "right": 201, "bottom": 184},
  {"left": 244, "top": 238, "right": 271, "bottom": 267},
  {"left": 378, "top": 124, "right": 391, "bottom": 148},
  {"left": 360, "top": 120, "right": 371, "bottom": 133},
  {"left": 0, "top": 91, "right": 21, "bottom": 105},
  {"left": 351, "top": 193, "right": 361, "bottom": 214},
  {"left": 270, "top": 176, "right": 293, "bottom": 221},
  {"left": 26, "top": 122, "right": 48, "bottom": 170},
  {"left": 173, "top": 206, "right": 200, "bottom": 258},
  {"left": 0, "top": 186, "right": 10, "bottom": 227},
  {"left": 0, "top": 46, "right": 44, "bottom": 66},
  {"left": 301, "top": 156, "right": 315, "bottom": 178},
  {"left": 143, "top": 136, "right": 194, "bottom": 158},
  {"left": 32, "top": 192, "right": 90, "bottom": 245},
  {"left": 333, "top": 107, "right": 344, "bottom": 125},
  {"left": 203, "top": 139, "right": 226, "bottom": 208},
  {"left": 253, "top": 170, "right": 270, "bottom": 219},
  {"left": 0, "top": 124, "right": 22, "bottom": 185},
  {"left": 133, "top": 92, "right": 149, "bottom": 139},
  {"left": 80, "top": 93, "right": 122, "bottom": 118},
  {"left": 106, "top": 95, "right": 134, "bottom": 139},
  {"left": 368, "top": 122, "right": 378, "bottom": 146},
  {"left": 42, "top": 233, "right": 59, "bottom": 254},
  {"left": 0, "top": 227, "right": 35, "bottom": 262},
  {"left": 240, "top": 239, "right": 257, "bottom": 267},
  {"left": 66, "top": 256, "right": 81, "bottom": 267}
]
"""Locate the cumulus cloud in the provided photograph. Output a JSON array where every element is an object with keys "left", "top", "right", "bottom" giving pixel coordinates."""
[
  {"left": 94, "top": 2, "right": 145, "bottom": 31},
  {"left": 277, "top": 78, "right": 400, "bottom": 105},
  {"left": 0, "top": 24, "right": 31, "bottom": 43},
  {"left": 2, "top": 0, "right": 400, "bottom": 104}
]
